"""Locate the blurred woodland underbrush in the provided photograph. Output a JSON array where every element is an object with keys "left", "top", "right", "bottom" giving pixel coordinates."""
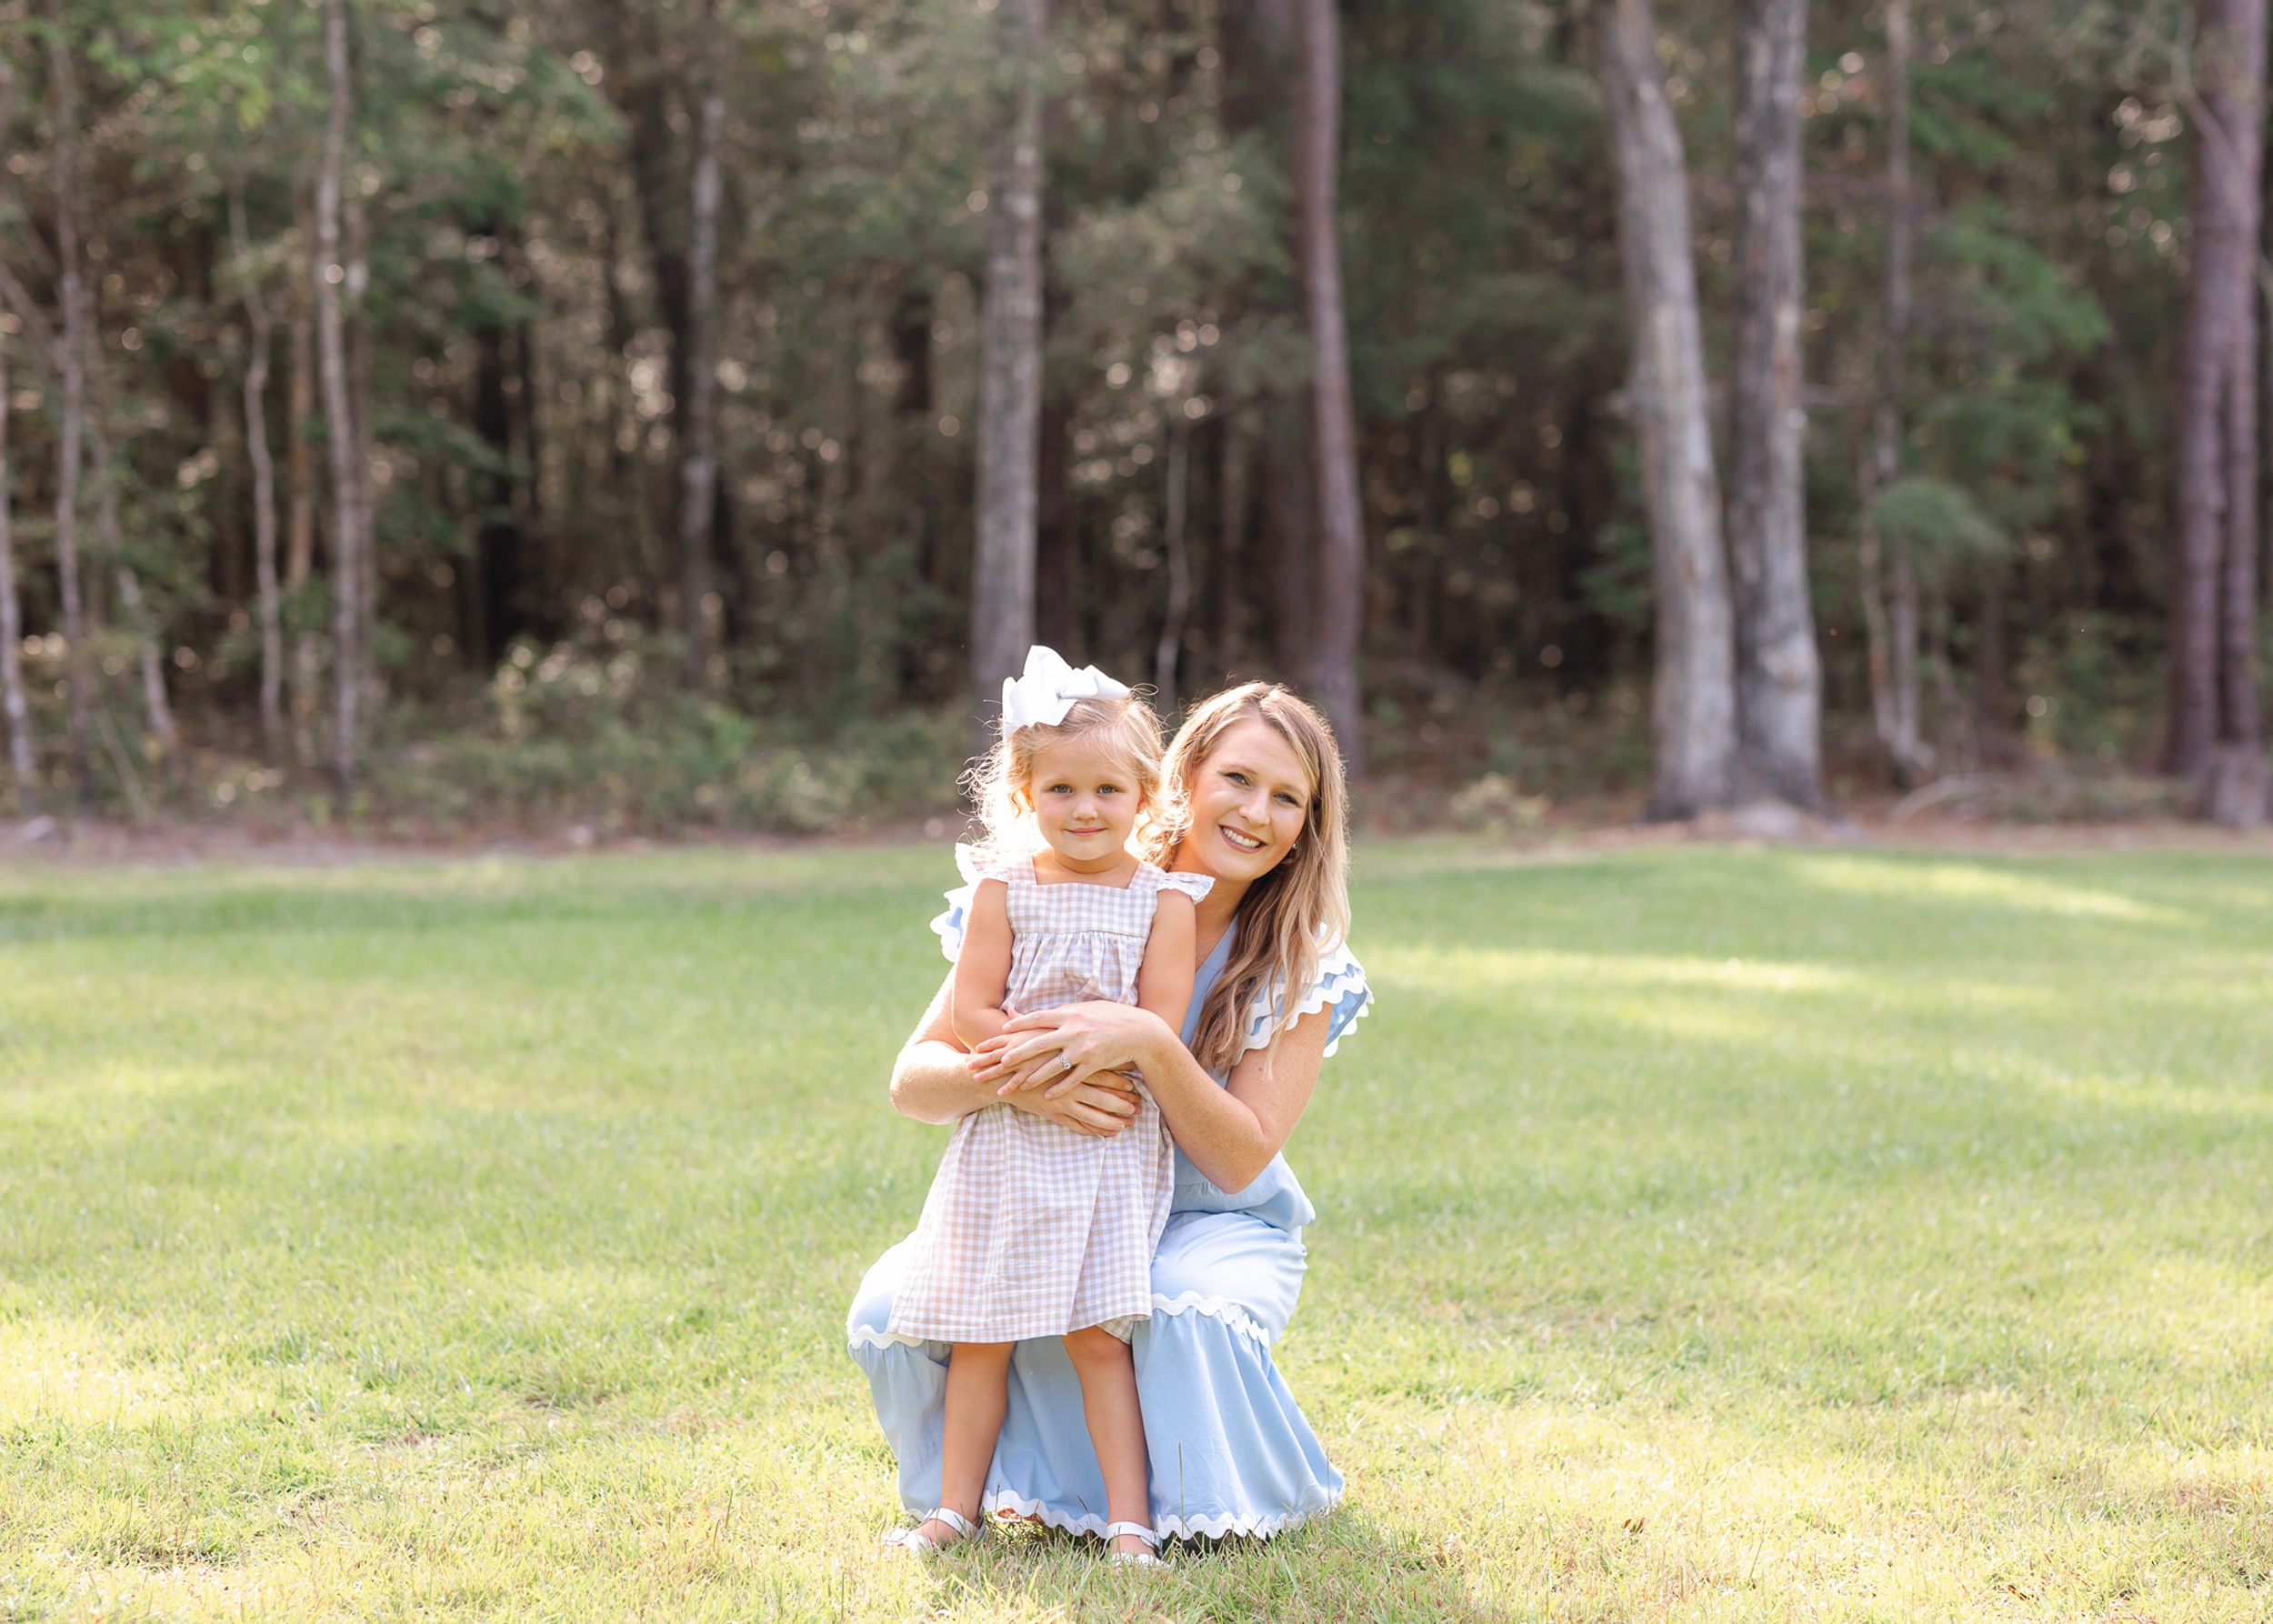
[{"left": 0, "top": 609, "right": 2203, "bottom": 838}]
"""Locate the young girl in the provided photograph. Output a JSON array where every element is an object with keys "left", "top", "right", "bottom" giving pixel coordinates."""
[{"left": 883, "top": 647, "right": 1209, "bottom": 1567}]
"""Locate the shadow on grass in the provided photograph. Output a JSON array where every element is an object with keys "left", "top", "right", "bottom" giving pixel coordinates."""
[{"left": 910, "top": 1510, "right": 1509, "bottom": 1623}]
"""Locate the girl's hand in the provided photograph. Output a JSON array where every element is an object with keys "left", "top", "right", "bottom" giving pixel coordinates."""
[
  {"left": 972, "top": 1002, "right": 1168, "bottom": 1098},
  {"left": 996, "top": 1073, "right": 1140, "bottom": 1136}
]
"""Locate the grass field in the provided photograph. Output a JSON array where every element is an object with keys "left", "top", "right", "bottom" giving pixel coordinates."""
[{"left": 2, "top": 839, "right": 2270, "bottom": 1622}]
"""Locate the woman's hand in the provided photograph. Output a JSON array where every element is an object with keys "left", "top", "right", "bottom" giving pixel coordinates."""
[
  {"left": 971, "top": 1001, "right": 1174, "bottom": 1098},
  {"left": 995, "top": 1071, "right": 1141, "bottom": 1136}
]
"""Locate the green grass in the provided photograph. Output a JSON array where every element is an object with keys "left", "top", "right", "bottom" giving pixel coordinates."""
[{"left": 2, "top": 839, "right": 2269, "bottom": 1621}]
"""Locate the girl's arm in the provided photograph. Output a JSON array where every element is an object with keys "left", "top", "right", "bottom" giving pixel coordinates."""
[
  {"left": 892, "top": 968, "right": 1142, "bottom": 1136},
  {"left": 972, "top": 999, "right": 1332, "bottom": 1193},
  {"left": 996, "top": 890, "right": 1197, "bottom": 1094},
  {"left": 1133, "top": 890, "right": 1198, "bottom": 1037},
  {"left": 948, "top": 879, "right": 1016, "bottom": 1051}
]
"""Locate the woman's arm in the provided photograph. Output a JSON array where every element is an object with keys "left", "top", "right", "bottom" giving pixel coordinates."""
[
  {"left": 974, "top": 999, "right": 1332, "bottom": 1192},
  {"left": 947, "top": 879, "right": 1015, "bottom": 1051},
  {"left": 891, "top": 969, "right": 1142, "bottom": 1135}
]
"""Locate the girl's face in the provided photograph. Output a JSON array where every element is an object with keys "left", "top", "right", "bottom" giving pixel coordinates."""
[
  {"left": 1026, "top": 734, "right": 1146, "bottom": 867},
  {"left": 1182, "top": 719, "right": 1312, "bottom": 884}
]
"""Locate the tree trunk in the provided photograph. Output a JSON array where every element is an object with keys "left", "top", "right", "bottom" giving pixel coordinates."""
[
  {"left": 2168, "top": 0, "right": 2268, "bottom": 824},
  {"left": 677, "top": 0, "right": 726, "bottom": 688},
  {"left": 1727, "top": 0, "right": 1824, "bottom": 809},
  {"left": 969, "top": 0, "right": 1046, "bottom": 741},
  {"left": 286, "top": 263, "right": 319, "bottom": 767},
  {"left": 1035, "top": 396, "right": 1072, "bottom": 650},
  {"left": 1154, "top": 418, "right": 1194, "bottom": 714},
  {"left": 231, "top": 187, "right": 285, "bottom": 762},
  {"left": 1215, "top": 406, "right": 1253, "bottom": 668},
  {"left": 470, "top": 312, "right": 526, "bottom": 667},
  {"left": 112, "top": 563, "right": 181, "bottom": 778},
  {"left": 1292, "top": 0, "right": 1367, "bottom": 772},
  {"left": 1264, "top": 393, "right": 1318, "bottom": 681},
  {"left": 1593, "top": 0, "right": 1737, "bottom": 818},
  {"left": 2213, "top": 0, "right": 2266, "bottom": 822},
  {"left": 0, "top": 329, "right": 33, "bottom": 814},
  {"left": 45, "top": 9, "right": 95, "bottom": 800},
  {"left": 315, "top": 0, "right": 365, "bottom": 794},
  {"left": 1861, "top": 0, "right": 1934, "bottom": 787},
  {"left": 345, "top": 192, "right": 378, "bottom": 719}
]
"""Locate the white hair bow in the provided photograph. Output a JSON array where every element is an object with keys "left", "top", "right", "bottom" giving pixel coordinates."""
[{"left": 1001, "top": 645, "right": 1131, "bottom": 732}]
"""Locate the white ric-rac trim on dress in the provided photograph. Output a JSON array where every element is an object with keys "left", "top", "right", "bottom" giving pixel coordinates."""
[
  {"left": 985, "top": 1488, "right": 1339, "bottom": 1544},
  {"left": 1151, "top": 1291, "right": 1273, "bottom": 1346},
  {"left": 1243, "top": 942, "right": 1375, "bottom": 1058},
  {"left": 847, "top": 1322, "right": 928, "bottom": 1352},
  {"left": 1153, "top": 1499, "right": 1339, "bottom": 1541}
]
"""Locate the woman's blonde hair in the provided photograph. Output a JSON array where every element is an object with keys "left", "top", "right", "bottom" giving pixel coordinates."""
[
  {"left": 1145, "top": 683, "right": 1351, "bottom": 1077},
  {"left": 964, "top": 694, "right": 1178, "bottom": 862}
]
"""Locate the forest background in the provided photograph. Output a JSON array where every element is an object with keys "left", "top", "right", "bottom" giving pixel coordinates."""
[{"left": 0, "top": 0, "right": 2254, "bottom": 839}]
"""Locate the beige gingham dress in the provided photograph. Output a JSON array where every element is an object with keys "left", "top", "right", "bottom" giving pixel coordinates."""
[{"left": 886, "top": 851, "right": 1212, "bottom": 1344}]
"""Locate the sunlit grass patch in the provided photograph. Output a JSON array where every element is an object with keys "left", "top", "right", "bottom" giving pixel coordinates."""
[{"left": 2, "top": 840, "right": 2269, "bottom": 1619}]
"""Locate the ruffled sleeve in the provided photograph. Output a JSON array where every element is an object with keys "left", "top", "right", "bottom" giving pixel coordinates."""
[
  {"left": 927, "top": 844, "right": 1021, "bottom": 963},
  {"left": 1241, "top": 940, "right": 1373, "bottom": 1058},
  {"left": 1153, "top": 867, "right": 1216, "bottom": 906}
]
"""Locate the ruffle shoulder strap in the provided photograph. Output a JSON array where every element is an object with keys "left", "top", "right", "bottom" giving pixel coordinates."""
[{"left": 1144, "top": 864, "right": 1216, "bottom": 906}]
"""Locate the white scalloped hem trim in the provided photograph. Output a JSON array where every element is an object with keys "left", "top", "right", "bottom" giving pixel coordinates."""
[
  {"left": 1155, "top": 1497, "right": 1339, "bottom": 1542},
  {"left": 1150, "top": 1291, "right": 1272, "bottom": 1346},
  {"left": 847, "top": 1323, "right": 929, "bottom": 1352},
  {"left": 979, "top": 1489, "right": 1337, "bottom": 1545}
]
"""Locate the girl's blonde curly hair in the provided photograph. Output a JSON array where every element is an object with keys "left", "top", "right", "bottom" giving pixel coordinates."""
[{"left": 963, "top": 693, "right": 1184, "bottom": 863}]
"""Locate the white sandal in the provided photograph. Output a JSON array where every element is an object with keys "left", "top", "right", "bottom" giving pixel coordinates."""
[
  {"left": 881, "top": 1506, "right": 982, "bottom": 1554},
  {"left": 1103, "top": 1520, "right": 1166, "bottom": 1568}
]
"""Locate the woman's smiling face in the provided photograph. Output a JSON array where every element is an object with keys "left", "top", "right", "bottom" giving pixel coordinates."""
[{"left": 1184, "top": 718, "right": 1313, "bottom": 883}]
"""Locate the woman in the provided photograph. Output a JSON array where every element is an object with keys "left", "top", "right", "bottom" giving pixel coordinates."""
[{"left": 847, "top": 682, "right": 1372, "bottom": 1542}]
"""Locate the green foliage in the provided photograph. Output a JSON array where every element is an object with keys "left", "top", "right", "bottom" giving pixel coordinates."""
[
  {"left": 5, "top": 844, "right": 2273, "bottom": 1617},
  {"left": 0, "top": 0, "right": 2226, "bottom": 807},
  {"left": 1867, "top": 474, "right": 2007, "bottom": 586},
  {"left": 372, "top": 629, "right": 966, "bottom": 834}
]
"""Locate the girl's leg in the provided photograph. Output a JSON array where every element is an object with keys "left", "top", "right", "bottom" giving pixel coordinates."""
[
  {"left": 924, "top": 1341, "right": 1014, "bottom": 1546},
  {"left": 1061, "top": 1325, "right": 1152, "bottom": 1556}
]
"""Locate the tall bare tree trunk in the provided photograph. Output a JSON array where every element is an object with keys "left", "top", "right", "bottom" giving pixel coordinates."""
[
  {"left": 2169, "top": 0, "right": 2268, "bottom": 822},
  {"left": 1593, "top": 0, "right": 1737, "bottom": 818},
  {"left": 1727, "top": 0, "right": 1824, "bottom": 809},
  {"left": 286, "top": 266, "right": 319, "bottom": 766},
  {"left": 345, "top": 193, "right": 377, "bottom": 718},
  {"left": 231, "top": 187, "right": 285, "bottom": 762},
  {"left": 315, "top": 0, "right": 365, "bottom": 794},
  {"left": 1154, "top": 417, "right": 1193, "bottom": 713},
  {"left": 677, "top": 0, "right": 727, "bottom": 688},
  {"left": 1293, "top": 0, "right": 1367, "bottom": 772},
  {"left": 1264, "top": 395, "right": 1318, "bottom": 680},
  {"left": 75, "top": 336, "right": 182, "bottom": 784},
  {"left": 1216, "top": 406, "right": 1254, "bottom": 667},
  {"left": 111, "top": 562, "right": 180, "bottom": 779},
  {"left": 0, "top": 331, "right": 32, "bottom": 814},
  {"left": 969, "top": 0, "right": 1046, "bottom": 741},
  {"left": 45, "top": 10, "right": 95, "bottom": 800},
  {"left": 1861, "top": 0, "right": 1934, "bottom": 787}
]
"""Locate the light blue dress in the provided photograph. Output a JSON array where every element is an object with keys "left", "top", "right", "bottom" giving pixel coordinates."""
[{"left": 846, "top": 880, "right": 1373, "bottom": 1540}]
